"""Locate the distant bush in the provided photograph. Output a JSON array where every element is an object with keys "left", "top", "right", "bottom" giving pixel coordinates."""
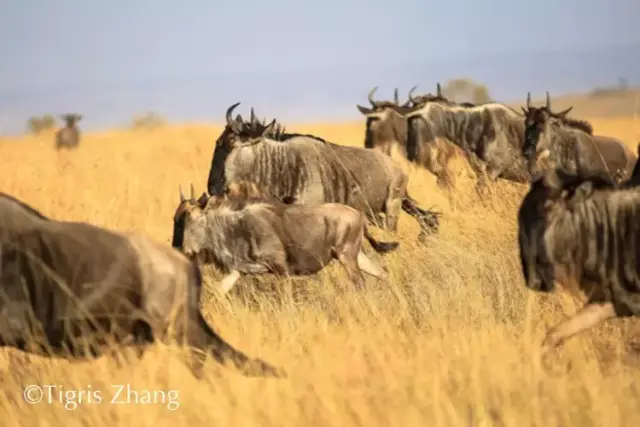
[
  {"left": 26, "top": 114, "right": 56, "bottom": 134},
  {"left": 130, "top": 112, "right": 167, "bottom": 130},
  {"left": 442, "top": 78, "right": 492, "bottom": 104}
]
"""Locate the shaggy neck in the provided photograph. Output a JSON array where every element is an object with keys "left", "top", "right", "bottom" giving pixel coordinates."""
[{"left": 548, "top": 126, "right": 582, "bottom": 171}]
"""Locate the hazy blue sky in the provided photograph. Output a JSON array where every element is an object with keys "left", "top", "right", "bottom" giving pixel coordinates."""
[{"left": 0, "top": 0, "right": 639, "bottom": 133}]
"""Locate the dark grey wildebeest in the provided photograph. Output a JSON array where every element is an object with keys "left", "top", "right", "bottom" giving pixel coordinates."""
[
  {"left": 356, "top": 86, "right": 411, "bottom": 157},
  {"left": 517, "top": 167, "right": 640, "bottom": 357},
  {"left": 206, "top": 103, "right": 441, "bottom": 243},
  {"left": 55, "top": 114, "right": 82, "bottom": 151},
  {"left": 0, "top": 194, "right": 282, "bottom": 378},
  {"left": 399, "top": 84, "right": 531, "bottom": 196},
  {"left": 171, "top": 182, "right": 392, "bottom": 293},
  {"left": 621, "top": 143, "right": 640, "bottom": 188},
  {"left": 398, "top": 86, "right": 476, "bottom": 194},
  {"left": 521, "top": 92, "right": 637, "bottom": 185}
]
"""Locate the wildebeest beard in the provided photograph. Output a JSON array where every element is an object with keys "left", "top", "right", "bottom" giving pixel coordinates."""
[
  {"left": 208, "top": 139, "right": 232, "bottom": 196},
  {"left": 405, "top": 116, "right": 436, "bottom": 163},
  {"left": 517, "top": 182, "right": 556, "bottom": 292},
  {"left": 364, "top": 118, "right": 375, "bottom": 149}
]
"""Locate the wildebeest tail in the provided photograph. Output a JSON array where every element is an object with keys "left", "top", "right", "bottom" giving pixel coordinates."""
[
  {"left": 188, "top": 261, "right": 285, "bottom": 378},
  {"left": 363, "top": 226, "right": 399, "bottom": 253},
  {"left": 195, "top": 310, "right": 285, "bottom": 378},
  {"left": 401, "top": 193, "right": 442, "bottom": 234}
]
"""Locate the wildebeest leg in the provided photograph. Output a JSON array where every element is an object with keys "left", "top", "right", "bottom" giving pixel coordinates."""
[
  {"left": 385, "top": 175, "right": 406, "bottom": 232},
  {"left": 540, "top": 301, "right": 616, "bottom": 357},
  {"left": 356, "top": 251, "right": 388, "bottom": 282},
  {"left": 337, "top": 248, "right": 366, "bottom": 290},
  {"left": 187, "top": 309, "right": 284, "bottom": 378},
  {"left": 400, "top": 194, "right": 440, "bottom": 241},
  {"left": 219, "top": 270, "right": 241, "bottom": 295},
  {"left": 466, "top": 152, "right": 489, "bottom": 201}
]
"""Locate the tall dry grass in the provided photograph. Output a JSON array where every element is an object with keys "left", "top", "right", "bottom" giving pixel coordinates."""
[{"left": 0, "top": 117, "right": 639, "bottom": 426}]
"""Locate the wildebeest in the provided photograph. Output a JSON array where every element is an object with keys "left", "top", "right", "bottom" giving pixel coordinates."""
[
  {"left": 521, "top": 92, "right": 637, "bottom": 184},
  {"left": 55, "top": 114, "right": 82, "bottom": 151},
  {"left": 206, "top": 103, "right": 441, "bottom": 242},
  {"left": 0, "top": 192, "right": 51, "bottom": 242},
  {"left": 401, "top": 86, "right": 476, "bottom": 193},
  {"left": 356, "top": 86, "right": 411, "bottom": 157},
  {"left": 0, "top": 194, "right": 282, "bottom": 378},
  {"left": 400, "top": 83, "right": 531, "bottom": 194},
  {"left": 517, "top": 167, "right": 640, "bottom": 356},
  {"left": 621, "top": 143, "right": 640, "bottom": 188},
  {"left": 171, "top": 182, "right": 392, "bottom": 293}
]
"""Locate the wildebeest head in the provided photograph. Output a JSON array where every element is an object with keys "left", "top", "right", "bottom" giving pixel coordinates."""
[
  {"left": 356, "top": 86, "right": 413, "bottom": 150},
  {"left": 60, "top": 113, "right": 82, "bottom": 127},
  {"left": 171, "top": 183, "right": 210, "bottom": 252},
  {"left": 406, "top": 83, "right": 450, "bottom": 109},
  {"left": 517, "top": 167, "right": 614, "bottom": 292},
  {"left": 207, "top": 103, "right": 277, "bottom": 196},
  {"left": 521, "top": 92, "right": 573, "bottom": 174}
]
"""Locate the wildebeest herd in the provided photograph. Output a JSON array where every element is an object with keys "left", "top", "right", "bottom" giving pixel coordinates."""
[{"left": 1, "top": 84, "right": 639, "bottom": 381}]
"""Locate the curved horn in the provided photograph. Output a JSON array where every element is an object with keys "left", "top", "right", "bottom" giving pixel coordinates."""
[
  {"left": 368, "top": 86, "right": 378, "bottom": 107},
  {"left": 179, "top": 185, "right": 185, "bottom": 202},
  {"left": 226, "top": 102, "right": 241, "bottom": 127},
  {"left": 545, "top": 92, "right": 551, "bottom": 110},
  {"left": 526, "top": 92, "right": 531, "bottom": 109},
  {"left": 556, "top": 106, "right": 573, "bottom": 117},
  {"left": 408, "top": 86, "right": 418, "bottom": 104},
  {"left": 190, "top": 183, "right": 196, "bottom": 201},
  {"left": 394, "top": 88, "right": 399, "bottom": 105}
]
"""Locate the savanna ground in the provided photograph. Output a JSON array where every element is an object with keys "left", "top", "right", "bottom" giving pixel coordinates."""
[{"left": 0, "top": 105, "right": 639, "bottom": 426}]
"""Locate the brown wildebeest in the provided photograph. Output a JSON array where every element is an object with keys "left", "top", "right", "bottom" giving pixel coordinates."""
[
  {"left": 356, "top": 86, "right": 411, "bottom": 157},
  {"left": 206, "top": 103, "right": 442, "bottom": 243},
  {"left": 0, "top": 194, "right": 283, "bottom": 378},
  {"left": 171, "top": 183, "right": 391, "bottom": 294},
  {"left": 399, "top": 83, "right": 531, "bottom": 197},
  {"left": 517, "top": 167, "right": 640, "bottom": 358},
  {"left": 0, "top": 192, "right": 51, "bottom": 242},
  {"left": 521, "top": 92, "right": 637, "bottom": 184},
  {"left": 55, "top": 114, "right": 82, "bottom": 151}
]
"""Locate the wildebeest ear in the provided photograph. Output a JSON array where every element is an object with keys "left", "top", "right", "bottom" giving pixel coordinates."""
[
  {"left": 356, "top": 105, "right": 373, "bottom": 115},
  {"left": 196, "top": 192, "right": 209, "bottom": 208}
]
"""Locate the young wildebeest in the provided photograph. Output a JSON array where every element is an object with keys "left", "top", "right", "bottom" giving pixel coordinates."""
[
  {"left": 206, "top": 103, "right": 441, "bottom": 243},
  {"left": 171, "top": 182, "right": 391, "bottom": 294},
  {"left": 55, "top": 114, "right": 82, "bottom": 151},
  {"left": 0, "top": 194, "right": 282, "bottom": 378},
  {"left": 356, "top": 86, "right": 411, "bottom": 157},
  {"left": 517, "top": 167, "right": 640, "bottom": 358},
  {"left": 400, "top": 83, "right": 531, "bottom": 196},
  {"left": 521, "top": 92, "right": 637, "bottom": 184}
]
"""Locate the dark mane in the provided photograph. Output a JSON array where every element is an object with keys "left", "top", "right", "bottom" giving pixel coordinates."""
[
  {"left": 0, "top": 192, "right": 50, "bottom": 220},
  {"left": 272, "top": 131, "right": 329, "bottom": 144},
  {"left": 557, "top": 116, "right": 593, "bottom": 135}
]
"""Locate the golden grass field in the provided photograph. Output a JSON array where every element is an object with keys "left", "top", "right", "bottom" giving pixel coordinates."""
[{"left": 0, "top": 114, "right": 639, "bottom": 426}]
